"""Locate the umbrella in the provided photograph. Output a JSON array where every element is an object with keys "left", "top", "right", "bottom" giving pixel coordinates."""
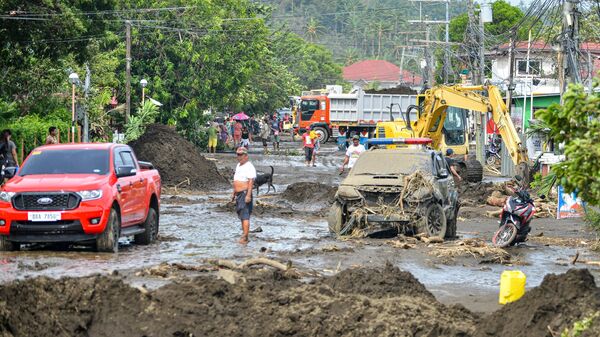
[{"left": 232, "top": 112, "right": 250, "bottom": 120}]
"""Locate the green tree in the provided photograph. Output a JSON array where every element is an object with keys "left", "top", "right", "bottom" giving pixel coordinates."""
[
  {"left": 536, "top": 82, "right": 600, "bottom": 206},
  {"left": 448, "top": 1, "right": 526, "bottom": 43}
]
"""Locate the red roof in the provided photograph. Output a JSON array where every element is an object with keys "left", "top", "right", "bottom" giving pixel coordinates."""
[{"left": 343, "top": 60, "right": 422, "bottom": 84}]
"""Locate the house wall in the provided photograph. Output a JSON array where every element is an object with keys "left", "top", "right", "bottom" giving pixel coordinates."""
[
  {"left": 491, "top": 52, "right": 560, "bottom": 95},
  {"left": 512, "top": 95, "right": 560, "bottom": 129}
]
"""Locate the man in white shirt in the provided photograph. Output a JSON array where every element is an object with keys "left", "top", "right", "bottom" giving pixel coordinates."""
[
  {"left": 231, "top": 147, "right": 257, "bottom": 244},
  {"left": 340, "top": 135, "right": 366, "bottom": 173}
]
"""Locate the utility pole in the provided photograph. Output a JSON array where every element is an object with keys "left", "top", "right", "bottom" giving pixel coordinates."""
[
  {"left": 505, "top": 38, "right": 515, "bottom": 113},
  {"left": 425, "top": 24, "right": 434, "bottom": 85},
  {"left": 399, "top": 47, "right": 406, "bottom": 84},
  {"left": 561, "top": 0, "right": 581, "bottom": 96},
  {"left": 478, "top": 4, "right": 485, "bottom": 85},
  {"left": 125, "top": 20, "right": 132, "bottom": 124},
  {"left": 444, "top": 0, "right": 450, "bottom": 83}
]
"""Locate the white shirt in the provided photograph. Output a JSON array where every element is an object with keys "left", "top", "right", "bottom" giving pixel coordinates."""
[
  {"left": 345, "top": 144, "right": 366, "bottom": 168},
  {"left": 234, "top": 162, "right": 257, "bottom": 182}
]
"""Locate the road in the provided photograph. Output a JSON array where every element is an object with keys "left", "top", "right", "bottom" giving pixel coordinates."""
[{"left": 0, "top": 141, "right": 598, "bottom": 314}]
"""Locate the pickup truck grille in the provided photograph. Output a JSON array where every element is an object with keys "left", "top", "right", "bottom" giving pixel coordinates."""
[{"left": 12, "top": 192, "right": 81, "bottom": 211}]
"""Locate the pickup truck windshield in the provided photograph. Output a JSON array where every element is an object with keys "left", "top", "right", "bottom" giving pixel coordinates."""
[{"left": 19, "top": 149, "right": 110, "bottom": 176}]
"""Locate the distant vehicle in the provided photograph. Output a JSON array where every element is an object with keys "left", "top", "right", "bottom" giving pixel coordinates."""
[
  {"left": 0, "top": 143, "right": 161, "bottom": 252},
  {"left": 328, "top": 138, "right": 459, "bottom": 239},
  {"left": 298, "top": 86, "right": 417, "bottom": 142}
]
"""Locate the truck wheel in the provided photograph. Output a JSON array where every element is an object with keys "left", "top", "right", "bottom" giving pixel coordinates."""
[
  {"left": 466, "top": 159, "right": 483, "bottom": 183},
  {"left": 96, "top": 208, "right": 120, "bottom": 253},
  {"left": 313, "top": 126, "right": 329, "bottom": 143},
  {"left": 421, "top": 203, "right": 447, "bottom": 239},
  {"left": 328, "top": 202, "right": 344, "bottom": 235},
  {"left": 135, "top": 207, "right": 158, "bottom": 245},
  {"left": 0, "top": 236, "right": 17, "bottom": 251}
]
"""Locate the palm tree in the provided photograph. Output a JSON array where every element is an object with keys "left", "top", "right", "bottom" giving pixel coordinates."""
[{"left": 305, "top": 17, "right": 323, "bottom": 43}]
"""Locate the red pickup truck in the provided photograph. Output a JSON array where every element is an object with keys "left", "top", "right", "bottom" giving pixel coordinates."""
[{"left": 0, "top": 143, "right": 161, "bottom": 253}]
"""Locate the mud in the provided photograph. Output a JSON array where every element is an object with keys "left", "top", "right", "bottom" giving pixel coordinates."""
[
  {"left": 281, "top": 182, "right": 337, "bottom": 203},
  {"left": 458, "top": 182, "right": 500, "bottom": 206},
  {"left": 475, "top": 268, "right": 600, "bottom": 337},
  {"left": 3, "top": 264, "right": 599, "bottom": 337},
  {"left": 0, "top": 265, "right": 476, "bottom": 337},
  {"left": 129, "top": 124, "right": 228, "bottom": 190}
]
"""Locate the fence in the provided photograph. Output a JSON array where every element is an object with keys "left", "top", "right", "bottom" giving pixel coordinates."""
[{"left": 13, "top": 126, "right": 81, "bottom": 164}]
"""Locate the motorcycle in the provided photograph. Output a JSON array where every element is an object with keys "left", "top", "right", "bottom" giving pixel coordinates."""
[
  {"left": 486, "top": 136, "right": 502, "bottom": 165},
  {"left": 492, "top": 175, "right": 536, "bottom": 247}
]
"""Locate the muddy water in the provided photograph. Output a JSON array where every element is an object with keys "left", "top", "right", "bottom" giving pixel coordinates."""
[{"left": 1, "top": 142, "right": 599, "bottom": 313}]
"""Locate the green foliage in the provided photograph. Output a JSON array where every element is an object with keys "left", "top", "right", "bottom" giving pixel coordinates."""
[
  {"left": 536, "top": 82, "right": 600, "bottom": 206},
  {"left": 124, "top": 101, "right": 159, "bottom": 143},
  {"left": 561, "top": 311, "right": 599, "bottom": 337},
  {"left": 4, "top": 114, "right": 70, "bottom": 160},
  {"left": 449, "top": 1, "right": 526, "bottom": 43},
  {"left": 584, "top": 208, "right": 600, "bottom": 233}
]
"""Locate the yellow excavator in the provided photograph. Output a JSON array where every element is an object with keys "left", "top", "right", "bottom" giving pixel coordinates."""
[{"left": 375, "top": 84, "right": 530, "bottom": 182}]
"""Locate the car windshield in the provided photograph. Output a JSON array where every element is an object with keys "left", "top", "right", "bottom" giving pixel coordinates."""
[
  {"left": 350, "top": 151, "right": 430, "bottom": 176},
  {"left": 19, "top": 149, "right": 110, "bottom": 176}
]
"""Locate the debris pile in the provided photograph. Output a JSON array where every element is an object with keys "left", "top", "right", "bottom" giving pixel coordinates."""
[
  {"left": 129, "top": 123, "right": 228, "bottom": 190},
  {"left": 429, "top": 238, "right": 513, "bottom": 264},
  {"left": 281, "top": 182, "right": 337, "bottom": 203},
  {"left": 0, "top": 265, "right": 598, "bottom": 337},
  {"left": 475, "top": 268, "right": 600, "bottom": 337}
]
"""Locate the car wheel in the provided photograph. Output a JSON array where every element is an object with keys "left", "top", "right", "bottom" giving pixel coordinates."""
[
  {"left": 422, "top": 203, "right": 447, "bottom": 239},
  {"left": 96, "top": 208, "right": 120, "bottom": 253},
  {"left": 313, "top": 126, "right": 329, "bottom": 143},
  {"left": 328, "top": 201, "right": 344, "bottom": 235},
  {"left": 0, "top": 236, "right": 18, "bottom": 251},
  {"left": 135, "top": 207, "right": 158, "bottom": 245}
]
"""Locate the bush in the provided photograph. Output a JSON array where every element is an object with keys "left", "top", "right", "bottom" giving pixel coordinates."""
[
  {"left": 124, "top": 101, "right": 159, "bottom": 143},
  {"left": 4, "top": 114, "right": 70, "bottom": 161}
]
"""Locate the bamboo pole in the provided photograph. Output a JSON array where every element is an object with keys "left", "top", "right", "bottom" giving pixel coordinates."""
[
  {"left": 77, "top": 125, "right": 81, "bottom": 143},
  {"left": 20, "top": 139, "right": 24, "bottom": 164}
]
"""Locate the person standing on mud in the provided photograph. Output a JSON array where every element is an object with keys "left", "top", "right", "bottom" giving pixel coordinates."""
[
  {"left": 301, "top": 128, "right": 315, "bottom": 167},
  {"left": 339, "top": 135, "right": 365, "bottom": 174},
  {"left": 270, "top": 115, "right": 281, "bottom": 152},
  {"left": 207, "top": 122, "right": 218, "bottom": 153},
  {"left": 240, "top": 126, "right": 251, "bottom": 149},
  {"left": 233, "top": 121, "right": 243, "bottom": 147},
  {"left": 259, "top": 117, "right": 270, "bottom": 154},
  {"left": 231, "top": 147, "right": 256, "bottom": 244}
]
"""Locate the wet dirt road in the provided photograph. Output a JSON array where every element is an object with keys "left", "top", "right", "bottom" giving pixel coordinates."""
[{"left": 1, "top": 141, "right": 599, "bottom": 314}]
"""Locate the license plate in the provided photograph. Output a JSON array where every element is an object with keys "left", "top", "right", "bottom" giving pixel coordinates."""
[{"left": 28, "top": 212, "right": 61, "bottom": 222}]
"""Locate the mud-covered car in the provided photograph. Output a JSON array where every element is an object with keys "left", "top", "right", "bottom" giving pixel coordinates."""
[{"left": 328, "top": 147, "right": 459, "bottom": 239}]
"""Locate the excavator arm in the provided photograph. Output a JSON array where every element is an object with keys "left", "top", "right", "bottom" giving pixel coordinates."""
[{"left": 409, "top": 84, "right": 529, "bottom": 167}]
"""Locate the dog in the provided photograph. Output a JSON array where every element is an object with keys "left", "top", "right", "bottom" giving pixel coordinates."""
[{"left": 254, "top": 166, "right": 275, "bottom": 195}]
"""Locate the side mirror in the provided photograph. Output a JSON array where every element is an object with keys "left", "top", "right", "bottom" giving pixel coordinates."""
[
  {"left": 116, "top": 166, "right": 137, "bottom": 178},
  {"left": 2, "top": 167, "right": 17, "bottom": 179}
]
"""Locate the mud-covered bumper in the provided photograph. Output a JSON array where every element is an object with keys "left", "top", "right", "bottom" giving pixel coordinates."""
[{"left": 0, "top": 203, "right": 111, "bottom": 242}]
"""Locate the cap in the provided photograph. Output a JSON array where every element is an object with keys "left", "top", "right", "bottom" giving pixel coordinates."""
[
  {"left": 236, "top": 147, "right": 248, "bottom": 155},
  {"left": 352, "top": 135, "right": 360, "bottom": 140},
  {"left": 445, "top": 148, "right": 454, "bottom": 156}
]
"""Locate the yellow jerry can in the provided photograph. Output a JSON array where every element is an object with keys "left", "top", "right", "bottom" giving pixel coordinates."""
[{"left": 499, "top": 270, "right": 526, "bottom": 304}]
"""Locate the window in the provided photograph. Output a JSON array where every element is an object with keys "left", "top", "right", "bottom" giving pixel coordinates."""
[
  {"left": 120, "top": 151, "right": 136, "bottom": 167},
  {"left": 300, "top": 99, "right": 319, "bottom": 121},
  {"left": 113, "top": 150, "right": 124, "bottom": 167},
  {"left": 516, "top": 59, "right": 541, "bottom": 76},
  {"left": 19, "top": 150, "right": 110, "bottom": 176}
]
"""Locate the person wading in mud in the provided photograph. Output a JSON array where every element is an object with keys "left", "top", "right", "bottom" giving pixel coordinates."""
[
  {"left": 231, "top": 147, "right": 256, "bottom": 244},
  {"left": 259, "top": 117, "right": 270, "bottom": 154},
  {"left": 301, "top": 128, "right": 315, "bottom": 167},
  {"left": 339, "top": 135, "right": 365, "bottom": 174}
]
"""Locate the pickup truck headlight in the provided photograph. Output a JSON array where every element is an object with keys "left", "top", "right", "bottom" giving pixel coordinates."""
[
  {"left": 0, "top": 191, "right": 15, "bottom": 203},
  {"left": 77, "top": 190, "right": 103, "bottom": 201}
]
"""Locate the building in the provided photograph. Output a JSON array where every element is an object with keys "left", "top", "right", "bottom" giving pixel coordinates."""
[
  {"left": 488, "top": 41, "right": 600, "bottom": 96},
  {"left": 343, "top": 60, "right": 423, "bottom": 90}
]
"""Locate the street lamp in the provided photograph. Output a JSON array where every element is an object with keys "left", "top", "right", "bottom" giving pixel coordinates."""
[
  {"left": 68, "top": 72, "right": 79, "bottom": 143},
  {"left": 140, "top": 79, "right": 148, "bottom": 104}
]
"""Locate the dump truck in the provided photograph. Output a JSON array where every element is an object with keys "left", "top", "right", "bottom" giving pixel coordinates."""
[{"left": 297, "top": 85, "right": 417, "bottom": 142}]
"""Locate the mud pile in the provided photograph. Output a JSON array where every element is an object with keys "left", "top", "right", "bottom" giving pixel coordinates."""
[
  {"left": 0, "top": 265, "right": 476, "bottom": 337},
  {"left": 129, "top": 124, "right": 228, "bottom": 190},
  {"left": 475, "top": 268, "right": 600, "bottom": 337},
  {"left": 458, "top": 181, "right": 499, "bottom": 205},
  {"left": 281, "top": 182, "right": 337, "bottom": 203}
]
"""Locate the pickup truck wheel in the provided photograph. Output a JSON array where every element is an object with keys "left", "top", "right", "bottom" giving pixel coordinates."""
[
  {"left": 135, "top": 207, "right": 158, "bottom": 245},
  {"left": 0, "top": 236, "right": 17, "bottom": 251},
  {"left": 421, "top": 203, "right": 447, "bottom": 239},
  {"left": 96, "top": 208, "right": 120, "bottom": 253}
]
